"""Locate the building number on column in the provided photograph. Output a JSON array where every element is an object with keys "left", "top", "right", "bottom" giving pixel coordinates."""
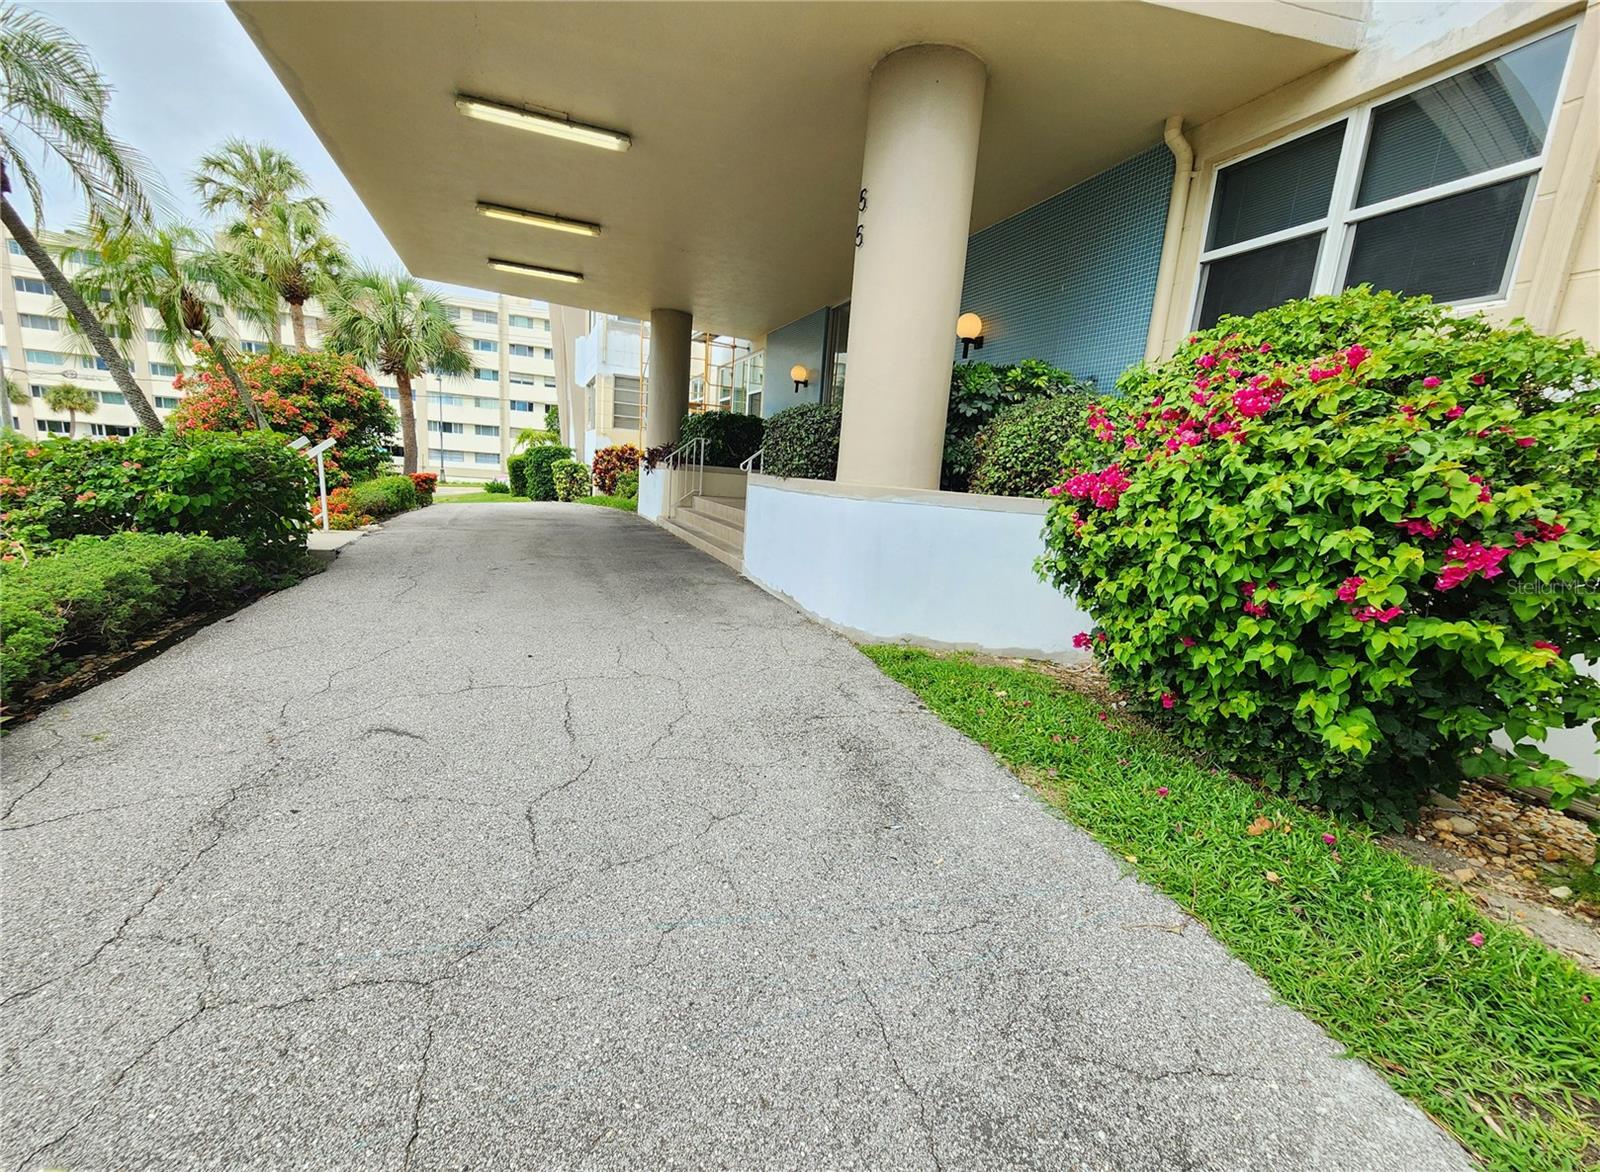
[{"left": 855, "top": 188, "right": 867, "bottom": 247}]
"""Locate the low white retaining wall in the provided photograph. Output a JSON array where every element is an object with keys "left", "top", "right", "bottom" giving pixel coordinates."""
[
  {"left": 638, "top": 464, "right": 668, "bottom": 522},
  {"left": 743, "top": 475, "right": 1092, "bottom": 661}
]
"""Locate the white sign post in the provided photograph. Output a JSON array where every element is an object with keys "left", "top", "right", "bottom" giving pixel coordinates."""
[{"left": 291, "top": 436, "right": 337, "bottom": 531}]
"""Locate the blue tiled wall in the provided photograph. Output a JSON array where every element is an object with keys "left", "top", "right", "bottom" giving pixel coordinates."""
[{"left": 956, "top": 144, "right": 1174, "bottom": 388}]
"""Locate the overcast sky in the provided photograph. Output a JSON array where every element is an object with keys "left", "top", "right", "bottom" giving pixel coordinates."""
[{"left": 27, "top": 1, "right": 488, "bottom": 296}]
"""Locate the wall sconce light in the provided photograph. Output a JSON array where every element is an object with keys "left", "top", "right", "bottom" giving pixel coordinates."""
[
  {"left": 956, "top": 312, "right": 985, "bottom": 359},
  {"left": 791, "top": 364, "right": 810, "bottom": 391}
]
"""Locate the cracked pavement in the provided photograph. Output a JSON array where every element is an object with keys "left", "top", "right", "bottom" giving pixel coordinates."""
[{"left": 0, "top": 502, "right": 1470, "bottom": 1171}]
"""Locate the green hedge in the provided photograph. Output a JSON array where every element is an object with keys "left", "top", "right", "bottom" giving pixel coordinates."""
[
  {"left": 506, "top": 453, "right": 531, "bottom": 497},
  {"left": 679, "top": 411, "right": 764, "bottom": 468},
  {"left": 523, "top": 445, "right": 573, "bottom": 501},
  {"left": 764, "top": 402, "right": 841, "bottom": 480},
  {"left": 615, "top": 469, "right": 639, "bottom": 500},
  {"left": 970, "top": 395, "right": 1092, "bottom": 497},
  {"left": 348, "top": 474, "right": 419, "bottom": 518},
  {"left": 1, "top": 532, "right": 252, "bottom": 705},
  {"left": 0, "top": 431, "right": 312, "bottom": 567},
  {"left": 552, "top": 459, "right": 591, "bottom": 502}
]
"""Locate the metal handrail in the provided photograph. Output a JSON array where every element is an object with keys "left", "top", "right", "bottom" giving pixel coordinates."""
[
  {"left": 738, "top": 447, "right": 764, "bottom": 474},
  {"left": 667, "top": 435, "right": 707, "bottom": 508}
]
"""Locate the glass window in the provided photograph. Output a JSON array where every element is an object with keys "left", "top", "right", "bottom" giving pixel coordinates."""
[
  {"left": 474, "top": 452, "right": 500, "bottom": 465},
  {"left": 37, "top": 419, "right": 71, "bottom": 434},
  {"left": 474, "top": 423, "right": 500, "bottom": 437},
  {"left": 474, "top": 367, "right": 497, "bottom": 381},
  {"left": 1357, "top": 28, "right": 1574, "bottom": 207},
  {"left": 150, "top": 362, "right": 177, "bottom": 377},
  {"left": 472, "top": 309, "right": 498, "bottom": 324},
  {"left": 97, "top": 391, "right": 126, "bottom": 405},
  {"left": 612, "top": 375, "right": 641, "bottom": 430},
  {"left": 510, "top": 343, "right": 536, "bottom": 358},
  {"left": 1195, "top": 25, "right": 1574, "bottom": 326},
  {"left": 509, "top": 314, "right": 533, "bottom": 329},
  {"left": 29, "top": 384, "right": 47, "bottom": 397},
  {"left": 509, "top": 374, "right": 536, "bottom": 387},
  {"left": 90, "top": 423, "right": 135, "bottom": 437},
  {"left": 241, "top": 340, "right": 271, "bottom": 354},
  {"left": 13, "top": 277, "right": 47, "bottom": 295},
  {"left": 155, "top": 395, "right": 180, "bottom": 410},
  {"left": 18, "top": 313, "right": 58, "bottom": 331},
  {"left": 7, "top": 240, "right": 22, "bottom": 255},
  {"left": 24, "top": 349, "right": 64, "bottom": 365},
  {"left": 472, "top": 338, "right": 498, "bottom": 353},
  {"left": 1206, "top": 122, "right": 1345, "bottom": 250},
  {"left": 429, "top": 448, "right": 467, "bottom": 464},
  {"left": 509, "top": 399, "right": 536, "bottom": 413}
]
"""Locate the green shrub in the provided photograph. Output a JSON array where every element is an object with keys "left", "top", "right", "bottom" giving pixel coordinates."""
[
  {"left": 523, "top": 445, "right": 573, "bottom": 501},
  {"left": 484, "top": 480, "right": 511, "bottom": 494},
  {"left": 944, "top": 359, "right": 1085, "bottom": 490},
  {"left": 544, "top": 404, "right": 559, "bottom": 431},
  {"left": 347, "top": 474, "right": 418, "bottom": 518},
  {"left": 1037, "top": 287, "right": 1600, "bottom": 823},
  {"left": 591, "top": 444, "right": 642, "bottom": 494},
  {"left": 970, "top": 394, "right": 1092, "bottom": 497},
  {"left": 506, "top": 453, "right": 530, "bottom": 497},
  {"left": 552, "top": 459, "right": 591, "bottom": 502},
  {"left": 0, "top": 431, "right": 312, "bottom": 567},
  {"left": 765, "top": 402, "right": 841, "bottom": 480},
  {"left": 679, "top": 411, "right": 764, "bottom": 468},
  {"left": 615, "top": 469, "right": 639, "bottom": 500},
  {"left": 1, "top": 532, "right": 251, "bottom": 705}
]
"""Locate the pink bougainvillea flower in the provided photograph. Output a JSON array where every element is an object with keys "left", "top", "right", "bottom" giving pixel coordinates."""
[
  {"left": 1307, "top": 365, "right": 1341, "bottom": 384},
  {"left": 1467, "top": 932, "right": 1485, "bottom": 948},
  {"left": 1533, "top": 519, "right": 1568, "bottom": 542},
  {"left": 1072, "top": 632, "right": 1093, "bottom": 650},
  {"left": 1196, "top": 353, "right": 1217, "bottom": 370},
  {"left": 1180, "top": 636, "right": 1197, "bottom": 648},
  {"left": 1161, "top": 693, "right": 1175, "bottom": 709},
  {"left": 1243, "top": 600, "right": 1269, "bottom": 617},
  {"left": 1096, "top": 711, "right": 1109, "bottom": 722},
  {"left": 1258, "top": 342, "right": 1272, "bottom": 354},
  {"left": 1533, "top": 641, "right": 1562, "bottom": 655},
  {"left": 1445, "top": 405, "right": 1464, "bottom": 419},
  {"left": 1470, "top": 373, "right": 1487, "bottom": 386},
  {"left": 1396, "top": 517, "right": 1441, "bottom": 539},
  {"left": 1468, "top": 474, "right": 1492, "bottom": 503},
  {"left": 1226, "top": 366, "right": 1242, "bottom": 379},
  {"left": 1343, "top": 344, "right": 1370, "bottom": 371},
  {"left": 1422, "top": 376, "right": 1442, "bottom": 389},
  {"left": 1337, "top": 576, "right": 1365, "bottom": 603},
  {"left": 1322, "top": 833, "right": 1337, "bottom": 846},
  {"left": 1156, "top": 786, "right": 1170, "bottom": 797},
  {"left": 1240, "top": 582, "right": 1257, "bottom": 599},
  {"left": 1515, "top": 436, "right": 1536, "bottom": 447}
]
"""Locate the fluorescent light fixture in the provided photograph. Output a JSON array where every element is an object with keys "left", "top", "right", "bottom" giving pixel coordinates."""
[
  {"left": 455, "top": 95, "right": 631, "bottom": 152},
  {"left": 488, "top": 258, "right": 584, "bottom": 284},
  {"left": 477, "top": 202, "right": 601, "bottom": 238}
]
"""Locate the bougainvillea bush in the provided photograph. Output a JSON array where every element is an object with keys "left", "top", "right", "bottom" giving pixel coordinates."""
[
  {"left": 0, "top": 431, "right": 313, "bottom": 568},
  {"left": 168, "top": 347, "right": 397, "bottom": 485},
  {"left": 591, "top": 444, "right": 643, "bottom": 495},
  {"left": 1038, "top": 288, "right": 1600, "bottom": 823}
]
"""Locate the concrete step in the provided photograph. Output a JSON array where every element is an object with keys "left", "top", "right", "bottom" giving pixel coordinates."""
[
  {"left": 692, "top": 495, "right": 746, "bottom": 526},
  {"left": 675, "top": 505, "right": 745, "bottom": 549},
  {"left": 663, "top": 517, "right": 742, "bottom": 571}
]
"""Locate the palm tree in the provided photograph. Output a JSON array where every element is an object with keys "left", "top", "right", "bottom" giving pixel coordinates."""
[
  {"left": 0, "top": 3, "right": 162, "bottom": 432},
  {"left": 192, "top": 139, "right": 325, "bottom": 225},
  {"left": 222, "top": 198, "right": 345, "bottom": 350},
  {"left": 44, "top": 381, "right": 95, "bottom": 437},
  {"left": 512, "top": 427, "right": 560, "bottom": 452},
  {"left": 4, "top": 375, "right": 26, "bottom": 431},
  {"left": 65, "top": 217, "right": 275, "bottom": 429},
  {"left": 321, "top": 268, "right": 469, "bottom": 473}
]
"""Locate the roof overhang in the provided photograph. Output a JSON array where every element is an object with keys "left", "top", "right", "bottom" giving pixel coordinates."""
[{"left": 232, "top": 1, "right": 1363, "bottom": 339}]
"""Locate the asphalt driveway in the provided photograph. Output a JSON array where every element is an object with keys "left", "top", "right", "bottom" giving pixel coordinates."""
[{"left": 1, "top": 503, "right": 1469, "bottom": 1171}]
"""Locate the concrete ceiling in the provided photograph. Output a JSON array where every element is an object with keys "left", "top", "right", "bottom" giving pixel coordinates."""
[{"left": 233, "top": 1, "right": 1359, "bottom": 339}]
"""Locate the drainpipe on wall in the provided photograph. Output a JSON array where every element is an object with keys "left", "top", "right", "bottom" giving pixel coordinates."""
[{"left": 1144, "top": 115, "right": 1195, "bottom": 363}]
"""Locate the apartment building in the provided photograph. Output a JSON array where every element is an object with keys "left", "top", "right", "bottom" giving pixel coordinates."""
[
  {"left": 0, "top": 227, "right": 564, "bottom": 479},
  {"left": 570, "top": 312, "right": 751, "bottom": 462}
]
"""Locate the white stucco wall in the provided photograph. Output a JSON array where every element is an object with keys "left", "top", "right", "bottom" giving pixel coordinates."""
[
  {"left": 638, "top": 465, "right": 668, "bottom": 522},
  {"left": 742, "top": 476, "right": 1093, "bottom": 660}
]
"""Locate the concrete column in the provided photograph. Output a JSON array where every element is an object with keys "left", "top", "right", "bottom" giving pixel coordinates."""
[
  {"left": 836, "top": 44, "right": 986, "bottom": 490},
  {"left": 644, "top": 307, "right": 692, "bottom": 450}
]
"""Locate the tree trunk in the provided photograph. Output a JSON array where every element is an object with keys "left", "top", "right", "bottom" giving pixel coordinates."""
[
  {"left": 288, "top": 300, "right": 308, "bottom": 351},
  {"left": 396, "top": 369, "right": 419, "bottom": 474},
  {"left": 1, "top": 196, "right": 164, "bottom": 434},
  {"left": 67, "top": 408, "right": 76, "bottom": 438},
  {"left": 198, "top": 328, "right": 267, "bottom": 431}
]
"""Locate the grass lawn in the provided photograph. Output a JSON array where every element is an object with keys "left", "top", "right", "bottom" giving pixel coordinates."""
[
  {"left": 576, "top": 494, "right": 638, "bottom": 512},
  {"left": 862, "top": 645, "right": 1600, "bottom": 1172},
  {"left": 432, "top": 492, "right": 531, "bottom": 504}
]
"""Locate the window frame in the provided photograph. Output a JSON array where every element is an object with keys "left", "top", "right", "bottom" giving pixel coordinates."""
[{"left": 1189, "top": 17, "right": 1581, "bottom": 328}]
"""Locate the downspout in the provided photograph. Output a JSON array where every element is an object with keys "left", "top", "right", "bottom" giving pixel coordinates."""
[{"left": 1144, "top": 115, "right": 1195, "bottom": 363}]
